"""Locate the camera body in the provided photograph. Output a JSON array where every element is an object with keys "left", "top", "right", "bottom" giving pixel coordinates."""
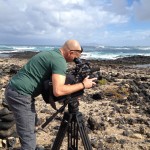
[{"left": 69, "top": 58, "right": 101, "bottom": 83}]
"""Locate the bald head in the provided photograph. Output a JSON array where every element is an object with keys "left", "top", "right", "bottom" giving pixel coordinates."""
[
  {"left": 60, "top": 39, "right": 82, "bottom": 61},
  {"left": 62, "top": 39, "right": 81, "bottom": 51}
]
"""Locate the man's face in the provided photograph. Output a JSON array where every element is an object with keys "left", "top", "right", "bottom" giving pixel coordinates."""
[{"left": 65, "top": 46, "right": 83, "bottom": 62}]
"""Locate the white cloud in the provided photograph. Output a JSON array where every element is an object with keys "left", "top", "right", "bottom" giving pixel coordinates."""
[
  {"left": 105, "top": 0, "right": 129, "bottom": 15},
  {"left": 132, "top": 0, "right": 150, "bottom": 21},
  {"left": 99, "top": 29, "right": 150, "bottom": 46},
  {"left": 0, "top": 0, "right": 149, "bottom": 45},
  {"left": 0, "top": 1, "right": 128, "bottom": 32}
]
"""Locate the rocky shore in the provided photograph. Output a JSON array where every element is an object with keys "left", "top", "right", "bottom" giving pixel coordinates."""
[{"left": 0, "top": 53, "right": 150, "bottom": 150}]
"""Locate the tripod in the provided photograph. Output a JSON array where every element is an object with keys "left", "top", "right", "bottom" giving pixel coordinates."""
[{"left": 41, "top": 96, "right": 93, "bottom": 150}]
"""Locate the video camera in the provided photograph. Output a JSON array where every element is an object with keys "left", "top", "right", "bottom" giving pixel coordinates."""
[
  {"left": 69, "top": 58, "right": 101, "bottom": 83},
  {"left": 41, "top": 58, "right": 101, "bottom": 105}
]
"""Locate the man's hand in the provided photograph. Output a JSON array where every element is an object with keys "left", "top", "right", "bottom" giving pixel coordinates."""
[{"left": 82, "top": 76, "right": 97, "bottom": 89}]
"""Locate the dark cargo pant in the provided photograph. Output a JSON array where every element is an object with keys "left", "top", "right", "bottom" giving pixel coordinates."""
[{"left": 5, "top": 84, "right": 36, "bottom": 150}]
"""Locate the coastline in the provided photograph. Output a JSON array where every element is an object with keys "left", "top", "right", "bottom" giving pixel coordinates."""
[
  {"left": 0, "top": 53, "right": 150, "bottom": 149},
  {"left": 1, "top": 51, "right": 150, "bottom": 66}
]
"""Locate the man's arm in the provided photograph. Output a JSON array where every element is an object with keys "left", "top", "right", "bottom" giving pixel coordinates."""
[{"left": 52, "top": 74, "right": 97, "bottom": 97}]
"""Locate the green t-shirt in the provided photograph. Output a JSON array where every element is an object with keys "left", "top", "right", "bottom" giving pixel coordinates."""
[{"left": 10, "top": 49, "right": 67, "bottom": 97}]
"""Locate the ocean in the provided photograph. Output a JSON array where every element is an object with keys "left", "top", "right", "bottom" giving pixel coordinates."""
[{"left": 0, "top": 45, "right": 150, "bottom": 60}]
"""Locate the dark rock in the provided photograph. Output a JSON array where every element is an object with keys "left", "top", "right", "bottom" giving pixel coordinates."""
[
  {"left": 109, "top": 111, "right": 115, "bottom": 117},
  {"left": 6, "top": 137, "right": 16, "bottom": 149},
  {"left": 55, "top": 116, "right": 62, "bottom": 121},
  {"left": 140, "top": 77, "right": 148, "bottom": 81},
  {"left": 1, "top": 114, "right": 14, "bottom": 122},
  {"left": 127, "top": 93, "right": 139, "bottom": 102},
  {"left": 40, "top": 109, "right": 51, "bottom": 114},
  {"left": 118, "top": 139, "right": 126, "bottom": 145},
  {"left": 126, "top": 117, "right": 136, "bottom": 125},
  {"left": 145, "top": 120, "right": 150, "bottom": 126},
  {"left": 10, "top": 51, "right": 38, "bottom": 59},
  {"left": 87, "top": 117, "right": 99, "bottom": 131},
  {"left": 116, "top": 99, "right": 126, "bottom": 104},
  {"left": 0, "top": 107, "right": 12, "bottom": 117},
  {"left": 138, "top": 126, "right": 146, "bottom": 134},
  {"left": 0, "top": 125, "right": 16, "bottom": 139},
  {"left": 91, "top": 138, "right": 98, "bottom": 148},
  {"left": 136, "top": 117, "right": 145, "bottom": 124},
  {"left": 2, "top": 98, "right": 11, "bottom": 109},
  {"left": 106, "top": 136, "right": 117, "bottom": 143},
  {"left": 35, "top": 145, "right": 45, "bottom": 150},
  {"left": 117, "top": 124, "right": 126, "bottom": 129},
  {"left": 112, "top": 104, "right": 121, "bottom": 113},
  {"left": 35, "top": 117, "right": 44, "bottom": 126},
  {"left": 145, "top": 107, "right": 150, "bottom": 114},
  {"left": 108, "top": 119, "right": 115, "bottom": 126},
  {"left": 116, "top": 117, "right": 126, "bottom": 125},
  {"left": 92, "top": 93, "right": 103, "bottom": 100},
  {"left": 9, "top": 64, "right": 20, "bottom": 74},
  {"left": 105, "top": 92, "right": 114, "bottom": 97},
  {"left": 122, "top": 130, "right": 133, "bottom": 137},
  {"left": 146, "top": 133, "right": 150, "bottom": 138},
  {"left": 53, "top": 126, "right": 60, "bottom": 130},
  {"left": 97, "top": 141, "right": 105, "bottom": 149},
  {"left": 98, "top": 122, "right": 106, "bottom": 131},
  {"left": 0, "top": 121, "right": 15, "bottom": 130}
]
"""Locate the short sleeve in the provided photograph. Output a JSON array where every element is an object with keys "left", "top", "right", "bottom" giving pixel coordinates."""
[{"left": 51, "top": 58, "right": 67, "bottom": 76}]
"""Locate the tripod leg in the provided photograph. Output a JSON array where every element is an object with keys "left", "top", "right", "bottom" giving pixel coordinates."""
[
  {"left": 76, "top": 112, "right": 93, "bottom": 150},
  {"left": 51, "top": 112, "right": 71, "bottom": 150},
  {"left": 68, "top": 115, "right": 78, "bottom": 150}
]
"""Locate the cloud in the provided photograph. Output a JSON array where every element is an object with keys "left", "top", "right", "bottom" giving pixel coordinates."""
[
  {"left": 104, "top": 0, "right": 129, "bottom": 15},
  {"left": 98, "top": 29, "right": 150, "bottom": 46},
  {"left": 0, "top": 0, "right": 129, "bottom": 42},
  {"left": 132, "top": 0, "right": 150, "bottom": 21},
  {"left": 0, "top": 0, "right": 149, "bottom": 45}
]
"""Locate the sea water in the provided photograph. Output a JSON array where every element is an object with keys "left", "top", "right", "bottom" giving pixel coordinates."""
[{"left": 0, "top": 45, "right": 150, "bottom": 60}]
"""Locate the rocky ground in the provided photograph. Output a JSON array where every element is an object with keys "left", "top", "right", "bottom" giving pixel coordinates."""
[{"left": 0, "top": 53, "right": 150, "bottom": 150}]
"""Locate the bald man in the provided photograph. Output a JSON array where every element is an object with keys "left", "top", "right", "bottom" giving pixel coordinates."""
[{"left": 5, "top": 39, "right": 96, "bottom": 150}]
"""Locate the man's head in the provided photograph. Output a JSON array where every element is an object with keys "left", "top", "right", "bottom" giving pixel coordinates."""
[{"left": 60, "top": 39, "right": 83, "bottom": 62}]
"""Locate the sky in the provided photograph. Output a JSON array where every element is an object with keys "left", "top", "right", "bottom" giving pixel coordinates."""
[{"left": 0, "top": 0, "right": 150, "bottom": 46}]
